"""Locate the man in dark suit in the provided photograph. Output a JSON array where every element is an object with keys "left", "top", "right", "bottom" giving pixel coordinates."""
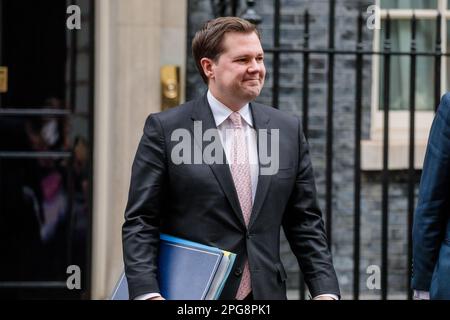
[
  {"left": 412, "top": 93, "right": 450, "bottom": 300},
  {"left": 122, "top": 17, "right": 340, "bottom": 300}
]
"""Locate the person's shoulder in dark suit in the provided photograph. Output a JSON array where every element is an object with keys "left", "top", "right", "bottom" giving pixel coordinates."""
[
  {"left": 437, "top": 92, "right": 450, "bottom": 119},
  {"left": 251, "top": 101, "right": 303, "bottom": 131}
]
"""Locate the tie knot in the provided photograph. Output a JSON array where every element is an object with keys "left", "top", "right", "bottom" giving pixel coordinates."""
[{"left": 229, "top": 112, "right": 243, "bottom": 128}]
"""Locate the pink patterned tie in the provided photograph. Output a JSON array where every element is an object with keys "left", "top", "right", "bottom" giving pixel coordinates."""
[{"left": 229, "top": 112, "right": 253, "bottom": 300}]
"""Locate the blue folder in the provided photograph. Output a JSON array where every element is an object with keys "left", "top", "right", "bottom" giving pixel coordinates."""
[{"left": 111, "top": 234, "right": 236, "bottom": 300}]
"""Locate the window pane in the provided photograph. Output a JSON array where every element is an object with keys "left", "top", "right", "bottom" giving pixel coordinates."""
[
  {"left": 380, "top": 0, "right": 438, "bottom": 9},
  {"left": 379, "top": 19, "right": 436, "bottom": 111}
]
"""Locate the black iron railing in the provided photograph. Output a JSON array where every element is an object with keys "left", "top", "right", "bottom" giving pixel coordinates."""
[{"left": 267, "top": 3, "right": 447, "bottom": 300}]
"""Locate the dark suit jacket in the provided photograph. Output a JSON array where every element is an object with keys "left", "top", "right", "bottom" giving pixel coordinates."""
[
  {"left": 122, "top": 94, "right": 340, "bottom": 300},
  {"left": 412, "top": 92, "right": 450, "bottom": 299}
]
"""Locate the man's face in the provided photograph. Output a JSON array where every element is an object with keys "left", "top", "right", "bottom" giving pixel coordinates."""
[{"left": 203, "top": 32, "right": 266, "bottom": 110}]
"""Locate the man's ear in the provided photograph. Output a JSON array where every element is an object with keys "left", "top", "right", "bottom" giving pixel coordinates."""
[{"left": 200, "top": 57, "right": 215, "bottom": 80}]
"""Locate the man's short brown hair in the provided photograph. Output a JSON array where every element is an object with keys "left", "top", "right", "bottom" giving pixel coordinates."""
[{"left": 192, "top": 17, "right": 261, "bottom": 84}]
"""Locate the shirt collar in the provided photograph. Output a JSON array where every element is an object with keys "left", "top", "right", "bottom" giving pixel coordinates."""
[{"left": 207, "top": 90, "right": 253, "bottom": 128}]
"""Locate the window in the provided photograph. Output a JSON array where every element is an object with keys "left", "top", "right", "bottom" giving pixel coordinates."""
[
  {"left": 380, "top": 0, "right": 437, "bottom": 9},
  {"left": 363, "top": 0, "right": 450, "bottom": 170}
]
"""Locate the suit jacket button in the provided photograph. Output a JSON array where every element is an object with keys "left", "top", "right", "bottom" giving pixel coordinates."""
[{"left": 234, "top": 268, "right": 243, "bottom": 276}]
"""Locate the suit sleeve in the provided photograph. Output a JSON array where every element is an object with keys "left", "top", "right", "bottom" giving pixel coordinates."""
[
  {"left": 412, "top": 93, "right": 450, "bottom": 291},
  {"left": 122, "top": 115, "right": 168, "bottom": 300},
  {"left": 282, "top": 117, "right": 340, "bottom": 298}
]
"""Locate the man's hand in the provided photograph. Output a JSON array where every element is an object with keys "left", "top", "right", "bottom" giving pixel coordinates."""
[
  {"left": 313, "top": 296, "right": 336, "bottom": 300},
  {"left": 148, "top": 296, "right": 165, "bottom": 300},
  {"left": 413, "top": 290, "right": 430, "bottom": 300}
]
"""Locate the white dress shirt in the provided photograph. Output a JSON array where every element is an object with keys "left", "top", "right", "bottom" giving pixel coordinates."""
[{"left": 207, "top": 90, "right": 259, "bottom": 202}]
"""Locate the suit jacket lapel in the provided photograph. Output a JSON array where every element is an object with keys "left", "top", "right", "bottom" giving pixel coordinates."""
[
  {"left": 190, "top": 94, "right": 246, "bottom": 228},
  {"left": 249, "top": 102, "right": 272, "bottom": 229}
]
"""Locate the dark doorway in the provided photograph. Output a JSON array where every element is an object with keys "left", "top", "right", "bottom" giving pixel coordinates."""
[{"left": 0, "top": 0, "right": 94, "bottom": 299}]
